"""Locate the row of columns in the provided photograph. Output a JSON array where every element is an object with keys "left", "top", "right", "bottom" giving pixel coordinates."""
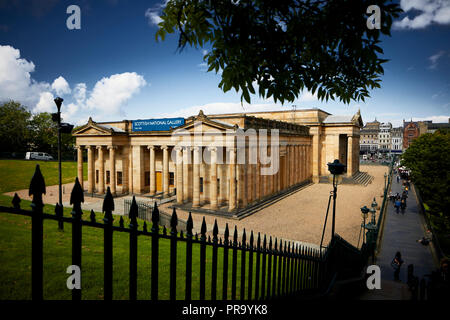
[
  {"left": 77, "top": 142, "right": 312, "bottom": 212},
  {"left": 77, "top": 145, "right": 119, "bottom": 195}
]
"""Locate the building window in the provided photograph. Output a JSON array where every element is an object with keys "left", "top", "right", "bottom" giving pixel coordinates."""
[
  {"left": 169, "top": 172, "right": 174, "bottom": 187},
  {"left": 117, "top": 171, "right": 122, "bottom": 186},
  {"left": 96, "top": 170, "right": 99, "bottom": 183},
  {"left": 200, "top": 177, "right": 203, "bottom": 193},
  {"left": 106, "top": 170, "right": 110, "bottom": 184},
  {"left": 145, "top": 171, "right": 150, "bottom": 186}
]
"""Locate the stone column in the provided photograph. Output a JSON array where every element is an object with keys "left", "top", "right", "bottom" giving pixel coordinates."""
[
  {"left": 255, "top": 146, "right": 260, "bottom": 201},
  {"left": 87, "top": 146, "right": 94, "bottom": 193},
  {"left": 148, "top": 146, "right": 156, "bottom": 195},
  {"left": 108, "top": 146, "right": 116, "bottom": 195},
  {"left": 228, "top": 148, "right": 236, "bottom": 211},
  {"left": 347, "top": 135, "right": 354, "bottom": 177},
  {"left": 132, "top": 145, "right": 144, "bottom": 194},
  {"left": 122, "top": 146, "right": 129, "bottom": 193},
  {"left": 301, "top": 145, "right": 305, "bottom": 182},
  {"left": 77, "top": 146, "right": 84, "bottom": 189},
  {"left": 162, "top": 145, "right": 169, "bottom": 196},
  {"left": 209, "top": 147, "right": 218, "bottom": 210},
  {"left": 192, "top": 147, "right": 201, "bottom": 207},
  {"left": 182, "top": 147, "right": 190, "bottom": 202},
  {"left": 97, "top": 146, "right": 105, "bottom": 194},
  {"left": 175, "top": 147, "right": 183, "bottom": 204}
]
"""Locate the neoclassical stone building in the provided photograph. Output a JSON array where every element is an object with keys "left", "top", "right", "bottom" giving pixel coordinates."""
[{"left": 73, "top": 108, "right": 362, "bottom": 213}]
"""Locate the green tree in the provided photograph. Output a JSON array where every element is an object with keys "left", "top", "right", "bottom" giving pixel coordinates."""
[
  {"left": 0, "top": 101, "right": 32, "bottom": 153},
  {"left": 29, "top": 113, "right": 76, "bottom": 159},
  {"left": 401, "top": 130, "right": 450, "bottom": 218},
  {"left": 156, "top": 0, "right": 402, "bottom": 104}
]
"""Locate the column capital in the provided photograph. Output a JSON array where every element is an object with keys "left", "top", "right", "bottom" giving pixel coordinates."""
[
  {"left": 174, "top": 146, "right": 183, "bottom": 151},
  {"left": 76, "top": 145, "right": 84, "bottom": 150},
  {"left": 147, "top": 145, "right": 155, "bottom": 150},
  {"left": 192, "top": 146, "right": 200, "bottom": 152},
  {"left": 96, "top": 145, "right": 104, "bottom": 150},
  {"left": 207, "top": 146, "right": 217, "bottom": 152},
  {"left": 161, "top": 145, "right": 168, "bottom": 150},
  {"left": 107, "top": 145, "right": 117, "bottom": 150}
]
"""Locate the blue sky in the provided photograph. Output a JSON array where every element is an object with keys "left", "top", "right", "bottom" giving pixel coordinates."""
[{"left": 0, "top": 0, "right": 449, "bottom": 127}]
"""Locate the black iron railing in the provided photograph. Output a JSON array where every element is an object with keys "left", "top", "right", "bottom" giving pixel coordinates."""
[{"left": 0, "top": 164, "right": 368, "bottom": 300}]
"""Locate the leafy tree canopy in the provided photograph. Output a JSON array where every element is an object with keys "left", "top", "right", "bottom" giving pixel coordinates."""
[
  {"left": 156, "top": 0, "right": 402, "bottom": 104},
  {"left": 0, "top": 101, "right": 75, "bottom": 158},
  {"left": 0, "top": 100, "right": 32, "bottom": 153},
  {"left": 401, "top": 130, "right": 450, "bottom": 218}
]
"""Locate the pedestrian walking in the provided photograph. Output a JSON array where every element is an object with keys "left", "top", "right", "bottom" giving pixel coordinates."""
[
  {"left": 391, "top": 251, "right": 404, "bottom": 281},
  {"left": 401, "top": 199, "right": 406, "bottom": 214},
  {"left": 397, "top": 175, "right": 400, "bottom": 183},
  {"left": 395, "top": 199, "right": 401, "bottom": 214}
]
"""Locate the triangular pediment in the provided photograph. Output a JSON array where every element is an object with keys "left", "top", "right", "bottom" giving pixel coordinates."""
[
  {"left": 175, "top": 110, "right": 236, "bottom": 133},
  {"left": 72, "top": 118, "right": 113, "bottom": 136}
]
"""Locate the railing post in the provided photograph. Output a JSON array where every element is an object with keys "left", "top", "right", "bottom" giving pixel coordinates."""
[
  {"left": 211, "top": 220, "right": 219, "bottom": 301},
  {"left": 55, "top": 203, "right": 64, "bottom": 230},
  {"left": 102, "top": 187, "right": 114, "bottom": 300},
  {"left": 151, "top": 202, "right": 160, "bottom": 300},
  {"left": 200, "top": 217, "right": 207, "bottom": 300},
  {"left": 29, "top": 165, "right": 45, "bottom": 300},
  {"left": 261, "top": 235, "right": 268, "bottom": 299},
  {"left": 248, "top": 231, "right": 254, "bottom": 300},
  {"left": 129, "top": 196, "right": 138, "bottom": 300},
  {"left": 222, "top": 223, "right": 229, "bottom": 300},
  {"left": 277, "top": 241, "right": 283, "bottom": 296},
  {"left": 185, "top": 212, "right": 193, "bottom": 300},
  {"left": 170, "top": 208, "right": 178, "bottom": 301},
  {"left": 70, "top": 177, "right": 84, "bottom": 301},
  {"left": 254, "top": 233, "right": 261, "bottom": 300},
  {"left": 240, "top": 229, "right": 247, "bottom": 300},
  {"left": 231, "top": 226, "right": 238, "bottom": 300}
]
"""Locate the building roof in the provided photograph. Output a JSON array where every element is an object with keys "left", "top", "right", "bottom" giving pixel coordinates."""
[
  {"left": 96, "top": 123, "right": 126, "bottom": 133},
  {"left": 323, "top": 115, "right": 354, "bottom": 123}
]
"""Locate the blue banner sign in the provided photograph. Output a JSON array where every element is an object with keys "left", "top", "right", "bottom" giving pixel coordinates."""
[{"left": 132, "top": 118, "right": 185, "bottom": 131}]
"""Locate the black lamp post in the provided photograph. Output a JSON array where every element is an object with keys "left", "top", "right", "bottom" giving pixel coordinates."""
[
  {"left": 360, "top": 205, "right": 370, "bottom": 245},
  {"left": 384, "top": 172, "right": 388, "bottom": 191},
  {"left": 54, "top": 97, "right": 64, "bottom": 207},
  {"left": 327, "top": 159, "right": 346, "bottom": 238}
]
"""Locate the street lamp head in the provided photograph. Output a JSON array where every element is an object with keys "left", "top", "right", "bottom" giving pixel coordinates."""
[
  {"left": 327, "top": 159, "right": 346, "bottom": 175},
  {"left": 361, "top": 205, "right": 370, "bottom": 214},
  {"left": 371, "top": 197, "right": 378, "bottom": 208},
  {"left": 54, "top": 97, "right": 64, "bottom": 111}
]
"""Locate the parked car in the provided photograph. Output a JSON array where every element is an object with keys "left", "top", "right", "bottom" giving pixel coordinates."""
[
  {"left": 25, "top": 152, "right": 54, "bottom": 161},
  {"left": 362, "top": 154, "right": 368, "bottom": 160}
]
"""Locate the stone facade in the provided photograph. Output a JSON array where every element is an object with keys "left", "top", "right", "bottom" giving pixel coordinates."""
[{"left": 73, "top": 108, "right": 362, "bottom": 213}]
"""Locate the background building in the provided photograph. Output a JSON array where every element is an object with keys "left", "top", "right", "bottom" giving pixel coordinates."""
[
  {"left": 379, "top": 122, "right": 392, "bottom": 153},
  {"left": 391, "top": 127, "right": 403, "bottom": 154},
  {"left": 359, "top": 119, "right": 380, "bottom": 154}
]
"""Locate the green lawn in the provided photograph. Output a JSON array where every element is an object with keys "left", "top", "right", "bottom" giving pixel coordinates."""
[
  {"left": 0, "top": 159, "right": 87, "bottom": 194},
  {"left": 0, "top": 160, "right": 316, "bottom": 300}
]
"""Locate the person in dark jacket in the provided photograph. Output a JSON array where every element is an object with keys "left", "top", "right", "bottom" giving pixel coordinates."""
[{"left": 392, "top": 252, "right": 404, "bottom": 281}]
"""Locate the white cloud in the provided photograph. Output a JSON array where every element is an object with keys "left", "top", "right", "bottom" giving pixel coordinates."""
[
  {"left": 86, "top": 72, "right": 147, "bottom": 115},
  {"left": 394, "top": 0, "right": 450, "bottom": 29},
  {"left": 73, "top": 83, "right": 87, "bottom": 105},
  {"left": 0, "top": 44, "right": 147, "bottom": 124},
  {"left": 51, "top": 76, "right": 71, "bottom": 96},
  {"left": 34, "top": 91, "right": 55, "bottom": 113},
  {"left": 428, "top": 50, "right": 447, "bottom": 69},
  {"left": 0, "top": 45, "right": 50, "bottom": 106},
  {"left": 145, "top": 1, "right": 170, "bottom": 26}
]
